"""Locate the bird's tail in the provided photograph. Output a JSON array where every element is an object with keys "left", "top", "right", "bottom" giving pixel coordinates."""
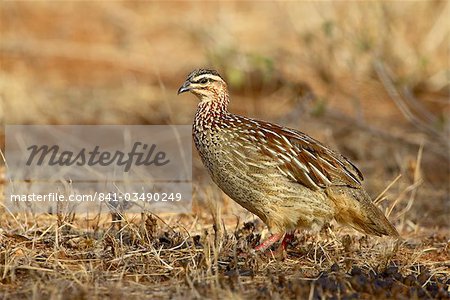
[{"left": 327, "top": 187, "right": 400, "bottom": 237}]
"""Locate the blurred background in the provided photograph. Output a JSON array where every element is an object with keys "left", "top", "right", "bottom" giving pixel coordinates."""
[{"left": 0, "top": 2, "right": 448, "bottom": 228}]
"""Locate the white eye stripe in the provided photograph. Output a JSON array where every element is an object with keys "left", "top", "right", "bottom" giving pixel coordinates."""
[{"left": 192, "top": 74, "right": 223, "bottom": 83}]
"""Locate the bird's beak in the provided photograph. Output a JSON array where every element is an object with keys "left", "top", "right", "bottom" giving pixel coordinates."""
[{"left": 177, "top": 81, "right": 191, "bottom": 94}]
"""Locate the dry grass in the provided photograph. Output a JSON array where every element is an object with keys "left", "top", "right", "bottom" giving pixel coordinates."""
[
  {"left": 0, "top": 207, "right": 448, "bottom": 299},
  {"left": 0, "top": 1, "right": 449, "bottom": 299}
]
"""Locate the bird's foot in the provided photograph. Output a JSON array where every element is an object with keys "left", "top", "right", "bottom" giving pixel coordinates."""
[
  {"left": 253, "top": 232, "right": 294, "bottom": 258},
  {"left": 254, "top": 233, "right": 284, "bottom": 252}
]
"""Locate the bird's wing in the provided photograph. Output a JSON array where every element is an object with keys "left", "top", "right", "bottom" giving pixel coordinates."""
[{"left": 236, "top": 117, "right": 364, "bottom": 191}]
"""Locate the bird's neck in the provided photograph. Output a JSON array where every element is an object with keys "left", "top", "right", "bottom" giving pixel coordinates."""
[{"left": 195, "top": 92, "right": 230, "bottom": 121}]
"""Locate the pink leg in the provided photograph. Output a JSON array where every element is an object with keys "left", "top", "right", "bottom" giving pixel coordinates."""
[
  {"left": 280, "top": 232, "right": 294, "bottom": 251},
  {"left": 254, "top": 233, "right": 284, "bottom": 252}
]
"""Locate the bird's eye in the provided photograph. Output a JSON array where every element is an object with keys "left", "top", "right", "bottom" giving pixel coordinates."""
[{"left": 199, "top": 78, "right": 209, "bottom": 84}]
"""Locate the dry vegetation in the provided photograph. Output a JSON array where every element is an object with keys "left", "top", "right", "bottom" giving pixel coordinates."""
[{"left": 0, "top": 2, "right": 449, "bottom": 299}]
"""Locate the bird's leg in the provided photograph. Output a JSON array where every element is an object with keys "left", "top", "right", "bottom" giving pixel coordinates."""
[
  {"left": 279, "top": 232, "right": 294, "bottom": 251},
  {"left": 267, "top": 232, "right": 295, "bottom": 257},
  {"left": 254, "top": 232, "right": 284, "bottom": 252},
  {"left": 273, "top": 232, "right": 295, "bottom": 255}
]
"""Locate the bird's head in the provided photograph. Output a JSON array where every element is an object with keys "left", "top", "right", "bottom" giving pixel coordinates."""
[{"left": 177, "top": 69, "right": 228, "bottom": 102}]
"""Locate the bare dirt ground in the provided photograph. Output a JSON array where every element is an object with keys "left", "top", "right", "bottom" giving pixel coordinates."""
[{"left": 0, "top": 2, "right": 449, "bottom": 299}]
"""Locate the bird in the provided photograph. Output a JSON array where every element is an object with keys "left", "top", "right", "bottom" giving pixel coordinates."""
[{"left": 178, "top": 69, "right": 399, "bottom": 252}]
